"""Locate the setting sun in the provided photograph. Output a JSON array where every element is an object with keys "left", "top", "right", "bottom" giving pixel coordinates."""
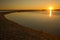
[{"left": 49, "top": 6, "right": 53, "bottom": 10}]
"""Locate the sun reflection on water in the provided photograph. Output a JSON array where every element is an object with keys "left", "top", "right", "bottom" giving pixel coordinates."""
[{"left": 50, "top": 10, "right": 52, "bottom": 16}]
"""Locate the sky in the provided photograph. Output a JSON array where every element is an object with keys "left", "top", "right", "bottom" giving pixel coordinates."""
[{"left": 0, "top": 0, "right": 60, "bottom": 10}]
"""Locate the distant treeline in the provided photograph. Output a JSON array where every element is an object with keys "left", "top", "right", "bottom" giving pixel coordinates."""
[{"left": 0, "top": 9, "right": 60, "bottom": 12}]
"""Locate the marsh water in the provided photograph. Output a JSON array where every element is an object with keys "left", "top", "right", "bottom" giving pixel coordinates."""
[{"left": 5, "top": 11, "right": 60, "bottom": 36}]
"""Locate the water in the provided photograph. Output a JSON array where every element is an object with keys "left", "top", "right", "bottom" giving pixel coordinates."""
[{"left": 4, "top": 11, "right": 60, "bottom": 36}]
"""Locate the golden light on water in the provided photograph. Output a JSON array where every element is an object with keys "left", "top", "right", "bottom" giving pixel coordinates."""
[
  {"left": 49, "top": 6, "right": 53, "bottom": 17},
  {"left": 50, "top": 10, "right": 52, "bottom": 16}
]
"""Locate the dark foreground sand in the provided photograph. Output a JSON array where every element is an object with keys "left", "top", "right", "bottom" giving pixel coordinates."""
[{"left": 0, "top": 12, "right": 60, "bottom": 40}]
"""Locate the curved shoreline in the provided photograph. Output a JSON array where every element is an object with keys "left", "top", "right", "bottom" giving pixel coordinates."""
[{"left": 0, "top": 12, "right": 60, "bottom": 40}]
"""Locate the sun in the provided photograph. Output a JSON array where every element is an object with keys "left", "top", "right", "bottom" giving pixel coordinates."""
[{"left": 49, "top": 6, "right": 53, "bottom": 10}]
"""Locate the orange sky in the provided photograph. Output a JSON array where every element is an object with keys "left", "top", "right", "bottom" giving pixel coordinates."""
[{"left": 0, "top": 0, "right": 60, "bottom": 10}]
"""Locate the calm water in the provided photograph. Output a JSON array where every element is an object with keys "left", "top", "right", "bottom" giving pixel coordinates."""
[{"left": 5, "top": 11, "right": 60, "bottom": 36}]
